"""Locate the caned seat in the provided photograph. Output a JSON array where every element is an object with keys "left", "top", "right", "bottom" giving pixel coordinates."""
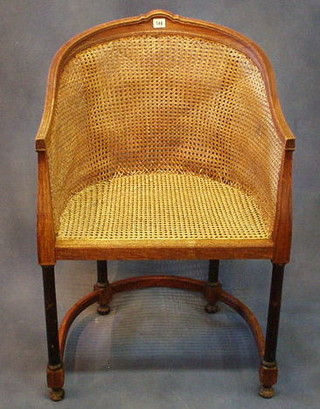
[
  {"left": 36, "top": 10, "right": 295, "bottom": 401},
  {"left": 58, "top": 174, "right": 269, "bottom": 242}
]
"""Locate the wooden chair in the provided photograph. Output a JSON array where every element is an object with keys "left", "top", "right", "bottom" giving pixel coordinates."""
[{"left": 36, "top": 10, "right": 295, "bottom": 401}]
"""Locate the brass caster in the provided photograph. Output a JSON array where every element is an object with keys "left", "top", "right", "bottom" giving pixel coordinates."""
[
  {"left": 50, "top": 388, "right": 65, "bottom": 401},
  {"left": 259, "top": 386, "right": 275, "bottom": 399},
  {"left": 204, "top": 303, "right": 220, "bottom": 314},
  {"left": 97, "top": 305, "right": 110, "bottom": 315}
]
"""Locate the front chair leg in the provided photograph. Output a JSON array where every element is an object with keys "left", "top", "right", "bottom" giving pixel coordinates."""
[
  {"left": 204, "top": 259, "right": 221, "bottom": 313},
  {"left": 259, "top": 263, "right": 285, "bottom": 398},
  {"left": 42, "top": 265, "right": 65, "bottom": 401},
  {"left": 94, "top": 260, "right": 111, "bottom": 315}
]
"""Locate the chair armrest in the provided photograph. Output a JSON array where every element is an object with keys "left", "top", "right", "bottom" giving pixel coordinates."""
[
  {"left": 249, "top": 42, "right": 296, "bottom": 152},
  {"left": 258, "top": 54, "right": 295, "bottom": 261},
  {"left": 266, "top": 84, "right": 295, "bottom": 152},
  {"left": 35, "top": 53, "right": 60, "bottom": 152}
]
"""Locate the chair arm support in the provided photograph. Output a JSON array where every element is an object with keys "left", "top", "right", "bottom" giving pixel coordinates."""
[
  {"left": 37, "top": 151, "right": 56, "bottom": 265},
  {"left": 272, "top": 150, "right": 293, "bottom": 263}
]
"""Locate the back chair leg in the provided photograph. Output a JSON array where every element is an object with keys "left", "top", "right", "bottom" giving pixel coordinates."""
[
  {"left": 204, "top": 259, "right": 221, "bottom": 313},
  {"left": 94, "top": 260, "right": 111, "bottom": 315},
  {"left": 259, "top": 263, "right": 285, "bottom": 398},
  {"left": 42, "top": 266, "right": 65, "bottom": 401}
]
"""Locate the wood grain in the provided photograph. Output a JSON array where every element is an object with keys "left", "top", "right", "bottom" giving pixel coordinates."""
[
  {"left": 37, "top": 152, "right": 55, "bottom": 264},
  {"left": 272, "top": 151, "right": 293, "bottom": 263},
  {"left": 55, "top": 239, "right": 274, "bottom": 260}
]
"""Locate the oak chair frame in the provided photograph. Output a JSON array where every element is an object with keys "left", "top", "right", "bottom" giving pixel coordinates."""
[{"left": 36, "top": 10, "right": 295, "bottom": 401}]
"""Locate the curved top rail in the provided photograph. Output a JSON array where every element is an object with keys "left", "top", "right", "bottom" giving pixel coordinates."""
[{"left": 35, "top": 9, "right": 295, "bottom": 151}]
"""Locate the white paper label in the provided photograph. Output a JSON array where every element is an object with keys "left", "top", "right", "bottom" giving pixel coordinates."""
[{"left": 153, "top": 18, "right": 166, "bottom": 28}]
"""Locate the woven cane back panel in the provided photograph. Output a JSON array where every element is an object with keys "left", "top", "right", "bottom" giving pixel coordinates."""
[{"left": 46, "top": 34, "right": 284, "bottom": 241}]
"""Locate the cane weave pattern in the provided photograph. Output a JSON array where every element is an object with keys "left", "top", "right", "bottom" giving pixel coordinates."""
[
  {"left": 58, "top": 173, "right": 267, "bottom": 240},
  {"left": 46, "top": 34, "right": 284, "bottom": 242}
]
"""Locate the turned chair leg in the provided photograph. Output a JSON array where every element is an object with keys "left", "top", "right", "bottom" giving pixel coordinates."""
[
  {"left": 94, "top": 260, "right": 111, "bottom": 315},
  {"left": 204, "top": 260, "right": 221, "bottom": 313},
  {"left": 42, "top": 266, "right": 65, "bottom": 401},
  {"left": 259, "top": 263, "right": 285, "bottom": 398}
]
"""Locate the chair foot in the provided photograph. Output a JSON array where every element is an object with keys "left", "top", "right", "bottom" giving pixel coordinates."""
[
  {"left": 259, "top": 385, "right": 274, "bottom": 399},
  {"left": 49, "top": 388, "right": 65, "bottom": 401},
  {"left": 204, "top": 303, "right": 220, "bottom": 314},
  {"left": 47, "top": 363, "right": 65, "bottom": 401},
  {"left": 259, "top": 362, "right": 278, "bottom": 399},
  {"left": 97, "top": 305, "right": 111, "bottom": 315}
]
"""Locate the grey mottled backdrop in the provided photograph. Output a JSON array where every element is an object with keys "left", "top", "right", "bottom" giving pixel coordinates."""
[{"left": 1, "top": 1, "right": 319, "bottom": 408}]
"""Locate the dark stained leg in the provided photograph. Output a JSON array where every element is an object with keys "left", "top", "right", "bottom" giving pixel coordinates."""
[
  {"left": 259, "top": 263, "right": 285, "bottom": 398},
  {"left": 94, "top": 260, "right": 111, "bottom": 315},
  {"left": 42, "top": 265, "right": 65, "bottom": 401},
  {"left": 204, "top": 260, "right": 221, "bottom": 313}
]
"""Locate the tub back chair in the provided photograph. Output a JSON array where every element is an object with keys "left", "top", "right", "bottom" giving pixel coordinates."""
[{"left": 36, "top": 10, "right": 295, "bottom": 401}]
